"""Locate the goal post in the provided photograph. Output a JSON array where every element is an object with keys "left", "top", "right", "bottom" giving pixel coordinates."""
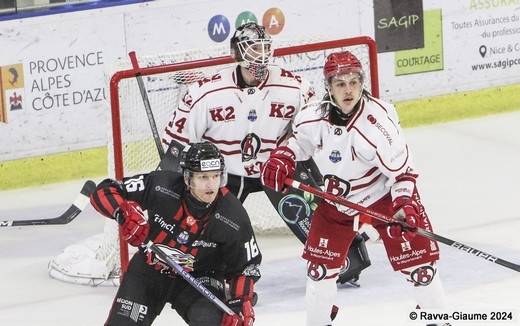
[{"left": 109, "top": 36, "right": 379, "bottom": 275}]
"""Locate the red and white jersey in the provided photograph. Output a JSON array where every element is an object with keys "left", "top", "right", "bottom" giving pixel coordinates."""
[
  {"left": 163, "top": 65, "right": 316, "bottom": 177},
  {"left": 288, "top": 95, "right": 418, "bottom": 214}
]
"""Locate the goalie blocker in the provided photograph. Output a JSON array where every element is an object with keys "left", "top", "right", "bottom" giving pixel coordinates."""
[{"left": 161, "top": 141, "right": 371, "bottom": 285}]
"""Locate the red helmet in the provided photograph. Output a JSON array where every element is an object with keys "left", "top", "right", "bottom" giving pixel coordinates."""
[{"left": 323, "top": 51, "right": 363, "bottom": 80}]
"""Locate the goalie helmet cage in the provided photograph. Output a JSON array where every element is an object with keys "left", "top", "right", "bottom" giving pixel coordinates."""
[{"left": 109, "top": 35, "right": 379, "bottom": 274}]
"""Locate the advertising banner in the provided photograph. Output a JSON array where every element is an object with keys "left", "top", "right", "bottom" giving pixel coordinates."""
[{"left": 0, "top": 0, "right": 519, "bottom": 161}]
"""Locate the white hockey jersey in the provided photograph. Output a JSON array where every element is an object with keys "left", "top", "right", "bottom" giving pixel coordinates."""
[
  {"left": 287, "top": 95, "right": 418, "bottom": 215},
  {"left": 163, "top": 65, "right": 315, "bottom": 177}
]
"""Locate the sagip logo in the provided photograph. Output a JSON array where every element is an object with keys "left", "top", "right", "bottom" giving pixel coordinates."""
[{"left": 207, "top": 8, "right": 286, "bottom": 43}]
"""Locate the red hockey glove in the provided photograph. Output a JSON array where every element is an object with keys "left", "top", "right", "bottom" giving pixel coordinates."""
[
  {"left": 114, "top": 201, "right": 149, "bottom": 247},
  {"left": 222, "top": 298, "right": 255, "bottom": 326},
  {"left": 387, "top": 196, "right": 420, "bottom": 242},
  {"left": 260, "top": 146, "right": 296, "bottom": 192}
]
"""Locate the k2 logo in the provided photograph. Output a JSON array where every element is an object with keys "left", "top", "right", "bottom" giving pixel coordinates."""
[
  {"left": 209, "top": 106, "right": 235, "bottom": 122},
  {"left": 269, "top": 102, "right": 296, "bottom": 119}
]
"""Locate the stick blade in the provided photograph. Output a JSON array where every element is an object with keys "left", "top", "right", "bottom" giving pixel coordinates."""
[{"left": 0, "top": 180, "right": 97, "bottom": 227}]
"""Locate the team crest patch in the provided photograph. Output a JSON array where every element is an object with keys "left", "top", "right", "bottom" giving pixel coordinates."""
[{"left": 329, "top": 150, "right": 342, "bottom": 163}]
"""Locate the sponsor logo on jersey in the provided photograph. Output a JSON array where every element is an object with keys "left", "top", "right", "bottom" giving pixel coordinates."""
[
  {"left": 268, "top": 102, "right": 296, "bottom": 119},
  {"left": 177, "top": 231, "right": 190, "bottom": 244},
  {"left": 185, "top": 215, "right": 196, "bottom": 226},
  {"left": 115, "top": 297, "right": 148, "bottom": 322},
  {"left": 192, "top": 240, "right": 217, "bottom": 248},
  {"left": 155, "top": 185, "right": 181, "bottom": 199},
  {"left": 389, "top": 248, "right": 427, "bottom": 265},
  {"left": 329, "top": 150, "right": 342, "bottom": 163},
  {"left": 306, "top": 244, "right": 341, "bottom": 259},
  {"left": 401, "top": 241, "right": 412, "bottom": 252},
  {"left": 214, "top": 213, "right": 240, "bottom": 231},
  {"left": 209, "top": 105, "right": 236, "bottom": 122},
  {"left": 319, "top": 237, "right": 329, "bottom": 248},
  {"left": 367, "top": 114, "right": 394, "bottom": 145},
  {"left": 153, "top": 214, "right": 176, "bottom": 233},
  {"left": 247, "top": 108, "right": 257, "bottom": 121},
  {"left": 390, "top": 148, "right": 406, "bottom": 163}
]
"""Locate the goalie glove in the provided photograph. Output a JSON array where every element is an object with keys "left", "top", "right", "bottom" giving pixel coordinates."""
[
  {"left": 387, "top": 196, "right": 420, "bottom": 242},
  {"left": 260, "top": 146, "right": 296, "bottom": 192},
  {"left": 222, "top": 297, "right": 255, "bottom": 326},
  {"left": 114, "top": 201, "right": 149, "bottom": 247}
]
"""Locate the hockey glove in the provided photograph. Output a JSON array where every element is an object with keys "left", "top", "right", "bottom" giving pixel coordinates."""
[
  {"left": 222, "top": 297, "right": 255, "bottom": 326},
  {"left": 114, "top": 201, "right": 149, "bottom": 247},
  {"left": 387, "top": 196, "right": 420, "bottom": 242},
  {"left": 260, "top": 146, "right": 296, "bottom": 192}
]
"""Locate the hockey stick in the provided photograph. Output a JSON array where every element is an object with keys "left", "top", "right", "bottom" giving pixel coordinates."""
[
  {"left": 144, "top": 241, "right": 235, "bottom": 315},
  {"left": 285, "top": 178, "right": 520, "bottom": 273},
  {"left": 0, "top": 180, "right": 96, "bottom": 227},
  {"left": 128, "top": 51, "right": 164, "bottom": 159}
]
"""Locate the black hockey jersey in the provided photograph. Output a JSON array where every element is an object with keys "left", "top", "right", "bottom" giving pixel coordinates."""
[{"left": 90, "top": 170, "right": 261, "bottom": 297}]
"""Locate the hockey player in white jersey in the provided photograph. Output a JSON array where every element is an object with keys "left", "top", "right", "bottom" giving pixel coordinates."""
[
  {"left": 261, "top": 51, "right": 446, "bottom": 325},
  {"left": 163, "top": 22, "right": 314, "bottom": 188},
  {"left": 162, "top": 23, "right": 372, "bottom": 289}
]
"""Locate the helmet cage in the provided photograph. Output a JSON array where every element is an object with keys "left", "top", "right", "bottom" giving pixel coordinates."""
[{"left": 230, "top": 23, "right": 273, "bottom": 81}]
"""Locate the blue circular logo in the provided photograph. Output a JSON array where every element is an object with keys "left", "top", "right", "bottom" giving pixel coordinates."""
[{"left": 208, "top": 15, "right": 231, "bottom": 43}]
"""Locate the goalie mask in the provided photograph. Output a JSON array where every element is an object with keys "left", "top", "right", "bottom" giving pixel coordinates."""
[
  {"left": 230, "top": 22, "right": 273, "bottom": 82},
  {"left": 180, "top": 142, "right": 227, "bottom": 188}
]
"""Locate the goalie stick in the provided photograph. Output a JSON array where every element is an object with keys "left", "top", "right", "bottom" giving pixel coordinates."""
[
  {"left": 145, "top": 241, "right": 235, "bottom": 316},
  {"left": 285, "top": 178, "right": 520, "bottom": 273},
  {"left": 1, "top": 180, "right": 96, "bottom": 227}
]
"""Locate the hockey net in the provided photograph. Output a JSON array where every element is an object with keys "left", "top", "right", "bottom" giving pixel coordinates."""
[{"left": 49, "top": 36, "right": 379, "bottom": 286}]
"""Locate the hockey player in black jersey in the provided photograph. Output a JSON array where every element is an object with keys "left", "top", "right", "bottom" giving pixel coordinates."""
[{"left": 90, "top": 142, "right": 261, "bottom": 326}]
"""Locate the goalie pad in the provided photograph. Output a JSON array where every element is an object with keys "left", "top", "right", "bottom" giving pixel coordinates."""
[
  {"left": 48, "top": 233, "right": 121, "bottom": 286},
  {"left": 48, "top": 220, "right": 123, "bottom": 287},
  {"left": 337, "top": 231, "right": 371, "bottom": 285}
]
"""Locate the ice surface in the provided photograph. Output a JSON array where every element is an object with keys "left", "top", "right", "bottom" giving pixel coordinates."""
[{"left": 1, "top": 112, "right": 519, "bottom": 325}]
